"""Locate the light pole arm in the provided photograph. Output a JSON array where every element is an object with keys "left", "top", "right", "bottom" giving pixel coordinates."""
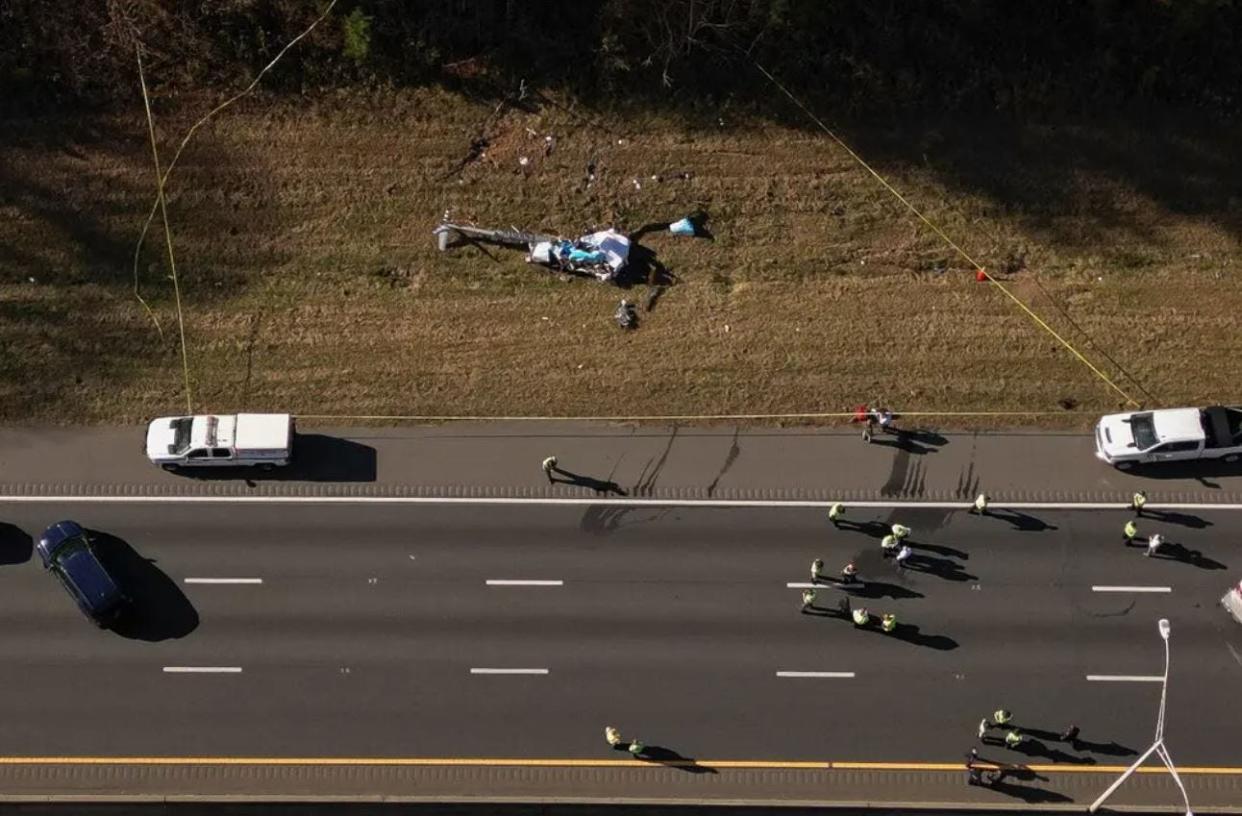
[{"left": 1089, "top": 741, "right": 1160, "bottom": 813}]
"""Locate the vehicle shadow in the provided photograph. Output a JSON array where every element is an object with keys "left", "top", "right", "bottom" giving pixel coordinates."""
[
  {"left": 166, "top": 434, "right": 377, "bottom": 483},
  {"left": 91, "top": 532, "right": 198, "bottom": 641},
  {"left": 0, "top": 522, "right": 33, "bottom": 565},
  {"left": 1126, "top": 459, "right": 1242, "bottom": 481}
]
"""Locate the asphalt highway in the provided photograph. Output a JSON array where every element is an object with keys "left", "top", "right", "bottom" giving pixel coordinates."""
[{"left": 0, "top": 500, "right": 1238, "bottom": 769}]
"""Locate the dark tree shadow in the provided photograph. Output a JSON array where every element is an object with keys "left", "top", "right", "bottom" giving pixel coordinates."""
[
  {"left": 552, "top": 467, "right": 627, "bottom": 495},
  {"left": 633, "top": 744, "right": 718, "bottom": 774},
  {"left": 0, "top": 522, "right": 33, "bottom": 565},
  {"left": 163, "top": 434, "right": 377, "bottom": 483},
  {"left": 1150, "top": 541, "right": 1226, "bottom": 570},
  {"left": 907, "top": 540, "right": 969, "bottom": 560},
  {"left": 989, "top": 509, "right": 1058, "bottom": 532},
  {"left": 1142, "top": 509, "right": 1212, "bottom": 529},
  {"left": 902, "top": 554, "right": 977, "bottom": 582},
  {"left": 90, "top": 532, "right": 198, "bottom": 641},
  {"left": 888, "top": 622, "right": 959, "bottom": 650}
]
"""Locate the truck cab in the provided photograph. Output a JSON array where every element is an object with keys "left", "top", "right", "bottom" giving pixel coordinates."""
[{"left": 146, "top": 413, "right": 293, "bottom": 470}]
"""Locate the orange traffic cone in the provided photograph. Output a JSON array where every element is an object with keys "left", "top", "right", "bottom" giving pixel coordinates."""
[{"left": 975, "top": 268, "right": 989, "bottom": 282}]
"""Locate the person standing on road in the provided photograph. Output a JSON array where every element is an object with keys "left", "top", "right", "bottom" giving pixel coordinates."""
[
  {"left": 881, "top": 613, "right": 897, "bottom": 632},
  {"left": 628, "top": 740, "right": 645, "bottom": 756},
  {"left": 881, "top": 533, "right": 899, "bottom": 556},
  {"left": 852, "top": 606, "right": 870, "bottom": 626},
  {"left": 993, "top": 709, "right": 1013, "bottom": 726},
  {"left": 891, "top": 523, "right": 911, "bottom": 541},
  {"left": 840, "top": 562, "right": 859, "bottom": 583},
  {"left": 1060, "top": 724, "right": 1081, "bottom": 747},
  {"left": 1145, "top": 533, "right": 1164, "bottom": 557},
  {"left": 542, "top": 456, "right": 559, "bottom": 483},
  {"left": 978, "top": 718, "right": 990, "bottom": 739},
  {"left": 895, "top": 544, "right": 913, "bottom": 568},
  {"left": 811, "top": 559, "right": 824, "bottom": 582},
  {"left": 1123, "top": 519, "right": 1139, "bottom": 544},
  {"left": 1132, "top": 490, "right": 1148, "bottom": 516},
  {"left": 801, "top": 588, "right": 817, "bottom": 611},
  {"left": 828, "top": 502, "right": 845, "bottom": 526},
  {"left": 1004, "top": 729, "right": 1023, "bottom": 749},
  {"left": 972, "top": 493, "right": 989, "bottom": 515},
  {"left": 605, "top": 726, "right": 623, "bottom": 747}
]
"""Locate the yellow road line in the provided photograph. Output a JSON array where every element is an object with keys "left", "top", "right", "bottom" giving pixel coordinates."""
[{"left": 0, "top": 757, "right": 1239, "bottom": 774}]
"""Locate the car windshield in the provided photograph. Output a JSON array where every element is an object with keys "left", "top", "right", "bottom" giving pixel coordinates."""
[
  {"left": 1130, "top": 413, "right": 1158, "bottom": 450},
  {"left": 52, "top": 533, "right": 90, "bottom": 566},
  {"left": 169, "top": 417, "right": 192, "bottom": 454}
]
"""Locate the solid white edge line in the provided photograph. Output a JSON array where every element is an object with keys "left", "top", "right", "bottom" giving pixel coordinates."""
[
  {"left": 183, "top": 578, "right": 264, "bottom": 585},
  {"left": 2, "top": 496, "right": 1242, "bottom": 510},
  {"left": 1091, "top": 585, "right": 1172, "bottom": 593},
  {"left": 485, "top": 580, "right": 564, "bottom": 586},
  {"left": 469, "top": 668, "right": 549, "bottom": 675},
  {"left": 1085, "top": 675, "right": 1163, "bottom": 682},
  {"left": 163, "top": 667, "right": 243, "bottom": 674},
  {"left": 776, "top": 671, "right": 856, "bottom": 678},
  {"left": 786, "top": 582, "right": 817, "bottom": 588}
]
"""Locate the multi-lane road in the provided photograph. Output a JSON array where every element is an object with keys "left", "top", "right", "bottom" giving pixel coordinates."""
[{"left": 1, "top": 424, "right": 1241, "bottom": 806}]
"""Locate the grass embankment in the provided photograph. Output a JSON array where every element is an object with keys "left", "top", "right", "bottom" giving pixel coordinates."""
[{"left": 0, "top": 88, "right": 1239, "bottom": 426}]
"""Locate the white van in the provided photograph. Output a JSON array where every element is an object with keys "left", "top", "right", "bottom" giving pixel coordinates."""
[{"left": 145, "top": 413, "right": 293, "bottom": 471}]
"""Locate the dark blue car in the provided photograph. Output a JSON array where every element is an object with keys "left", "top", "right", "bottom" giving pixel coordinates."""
[{"left": 37, "top": 521, "right": 127, "bottom": 627}]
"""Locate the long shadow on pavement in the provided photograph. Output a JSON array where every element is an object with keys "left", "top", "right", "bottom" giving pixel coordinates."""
[
  {"left": 842, "top": 580, "right": 924, "bottom": 600},
  {"left": 0, "top": 522, "right": 33, "bottom": 565},
  {"left": 888, "top": 622, "right": 959, "bottom": 650},
  {"left": 982, "top": 768, "right": 1074, "bottom": 804},
  {"left": 634, "top": 745, "right": 718, "bottom": 774},
  {"left": 908, "top": 540, "right": 969, "bottom": 559},
  {"left": 165, "top": 434, "right": 377, "bottom": 483},
  {"left": 1151, "top": 542, "right": 1227, "bottom": 570},
  {"left": 901, "top": 554, "right": 977, "bottom": 582},
  {"left": 91, "top": 531, "right": 198, "bottom": 641},
  {"left": 989, "top": 509, "right": 1058, "bottom": 532},
  {"left": 1143, "top": 509, "right": 1213, "bottom": 529}
]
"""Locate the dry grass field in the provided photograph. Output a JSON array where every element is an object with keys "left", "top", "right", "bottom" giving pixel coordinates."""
[{"left": 1, "top": 85, "right": 1240, "bottom": 426}]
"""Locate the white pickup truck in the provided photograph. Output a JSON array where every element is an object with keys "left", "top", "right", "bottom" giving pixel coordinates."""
[
  {"left": 145, "top": 413, "right": 293, "bottom": 471},
  {"left": 1095, "top": 405, "right": 1242, "bottom": 469}
]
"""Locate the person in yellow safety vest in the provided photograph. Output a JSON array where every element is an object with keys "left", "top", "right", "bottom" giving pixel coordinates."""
[
  {"left": 1004, "top": 729, "right": 1022, "bottom": 748},
  {"left": 852, "top": 607, "right": 870, "bottom": 626},
  {"left": 605, "top": 726, "right": 623, "bottom": 747},
  {"left": 801, "top": 588, "right": 816, "bottom": 610},
  {"left": 1132, "top": 490, "right": 1147, "bottom": 516},
  {"left": 973, "top": 493, "right": 989, "bottom": 514},
  {"left": 881, "top": 533, "right": 899, "bottom": 555},
  {"left": 828, "top": 502, "right": 845, "bottom": 526},
  {"left": 811, "top": 559, "right": 824, "bottom": 582},
  {"left": 993, "top": 709, "right": 1012, "bottom": 726},
  {"left": 628, "top": 740, "right": 644, "bottom": 755},
  {"left": 1123, "top": 519, "right": 1138, "bottom": 543},
  {"left": 881, "top": 613, "right": 897, "bottom": 632},
  {"left": 891, "top": 523, "right": 911, "bottom": 540}
]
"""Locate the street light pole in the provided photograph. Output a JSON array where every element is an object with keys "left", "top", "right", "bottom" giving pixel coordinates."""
[{"left": 1088, "top": 618, "right": 1193, "bottom": 815}]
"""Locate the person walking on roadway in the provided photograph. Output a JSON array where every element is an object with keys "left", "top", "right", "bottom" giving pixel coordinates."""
[
  {"left": 1132, "top": 490, "right": 1148, "bottom": 516},
  {"left": 1004, "top": 729, "right": 1023, "bottom": 749},
  {"left": 542, "top": 456, "right": 559, "bottom": 483},
  {"left": 605, "top": 726, "right": 623, "bottom": 747},
  {"left": 628, "top": 740, "right": 645, "bottom": 756},
  {"left": 891, "top": 523, "right": 911, "bottom": 541},
  {"left": 881, "top": 534, "right": 899, "bottom": 556},
  {"left": 881, "top": 613, "right": 897, "bottom": 633},
  {"left": 1123, "top": 519, "right": 1139, "bottom": 544},
  {"left": 828, "top": 502, "right": 845, "bottom": 526},
  {"left": 992, "top": 709, "right": 1012, "bottom": 726},
  {"left": 978, "top": 718, "right": 990, "bottom": 739},
  {"left": 840, "top": 562, "right": 858, "bottom": 583},
  {"left": 811, "top": 559, "right": 824, "bottom": 582},
  {"left": 1145, "top": 533, "right": 1164, "bottom": 557},
  {"left": 972, "top": 493, "right": 989, "bottom": 515},
  {"left": 852, "top": 606, "right": 870, "bottom": 626},
  {"left": 801, "top": 588, "right": 817, "bottom": 611},
  {"left": 895, "top": 544, "right": 912, "bottom": 568}
]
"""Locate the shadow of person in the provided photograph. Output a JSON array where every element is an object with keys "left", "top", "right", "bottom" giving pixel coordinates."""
[
  {"left": 907, "top": 540, "right": 969, "bottom": 560},
  {"left": 0, "top": 522, "right": 33, "bottom": 565},
  {"left": 634, "top": 745, "right": 718, "bottom": 774},
  {"left": 888, "top": 622, "right": 959, "bottom": 650},
  {"left": 1143, "top": 509, "right": 1212, "bottom": 529},
  {"left": 986, "top": 772, "right": 1073, "bottom": 804},
  {"left": 867, "top": 432, "right": 938, "bottom": 455},
  {"left": 90, "top": 531, "right": 198, "bottom": 641},
  {"left": 898, "top": 428, "right": 949, "bottom": 447},
  {"left": 832, "top": 519, "right": 890, "bottom": 536},
  {"left": 843, "top": 580, "right": 924, "bottom": 600},
  {"left": 552, "top": 468, "right": 628, "bottom": 496},
  {"left": 164, "top": 434, "right": 377, "bottom": 483},
  {"left": 1012, "top": 738, "right": 1097, "bottom": 765},
  {"left": 1074, "top": 738, "right": 1139, "bottom": 757},
  {"left": 1152, "top": 541, "right": 1227, "bottom": 570},
  {"left": 902, "top": 554, "right": 977, "bottom": 582},
  {"left": 990, "top": 509, "right": 1058, "bottom": 532}
]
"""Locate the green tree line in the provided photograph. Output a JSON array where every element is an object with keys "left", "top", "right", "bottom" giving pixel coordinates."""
[{"left": 2, "top": 0, "right": 1239, "bottom": 117}]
